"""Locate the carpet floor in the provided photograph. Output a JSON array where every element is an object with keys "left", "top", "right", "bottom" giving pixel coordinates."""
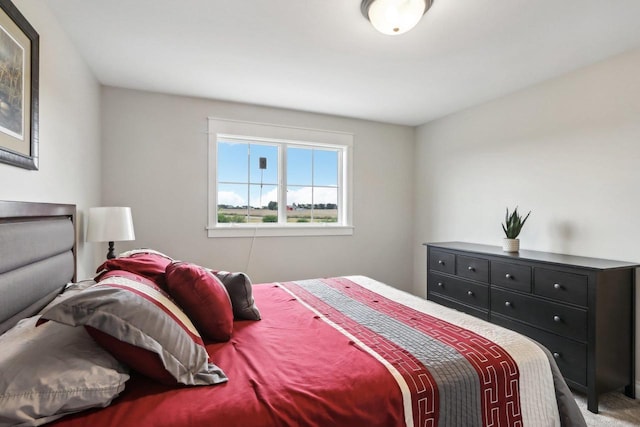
[{"left": 573, "top": 391, "right": 640, "bottom": 426}]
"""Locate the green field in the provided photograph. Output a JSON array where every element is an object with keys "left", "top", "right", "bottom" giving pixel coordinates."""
[{"left": 218, "top": 208, "right": 337, "bottom": 224}]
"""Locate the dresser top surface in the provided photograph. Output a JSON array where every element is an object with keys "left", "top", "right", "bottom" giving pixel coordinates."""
[{"left": 425, "top": 241, "right": 640, "bottom": 270}]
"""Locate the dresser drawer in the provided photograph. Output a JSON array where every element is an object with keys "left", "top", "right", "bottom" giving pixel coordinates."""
[
  {"left": 491, "top": 288, "right": 587, "bottom": 341},
  {"left": 429, "top": 250, "right": 455, "bottom": 275},
  {"left": 428, "top": 293, "right": 489, "bottom": 321},
  {"left": 491, "top": 261, "right": 531, "bottom": 292},
  {"left": 429, "top": 273, "right": 489, "bottom": 310},
  {"left": 456, "top": 255, "right": 489, "bottom": 283},
  {"left": 534, "top": 268, "right": 588, "bottom": 307},
  {"left": 491, "top": 314, "right": 587, "bottom": 386}
]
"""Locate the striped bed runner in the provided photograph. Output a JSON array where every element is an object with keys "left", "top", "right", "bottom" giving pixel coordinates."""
[{"left": 280, "top": 277, "right": 524, "bottom": 427}]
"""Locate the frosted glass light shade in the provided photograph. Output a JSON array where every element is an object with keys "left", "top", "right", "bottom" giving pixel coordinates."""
[
  {"left": 86, "top": 207, "right": 135, "bottom": 242},
  {"left": 362, "top": 0, "right": 429, "bottom": 35}
]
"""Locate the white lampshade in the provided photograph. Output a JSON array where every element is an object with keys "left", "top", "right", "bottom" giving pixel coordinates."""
[
  {"left": 86, "top": 207, "right": 135, "bottom": 243},
  {"left": 362, "top": 0, "right": 430, "bottom": 35}
]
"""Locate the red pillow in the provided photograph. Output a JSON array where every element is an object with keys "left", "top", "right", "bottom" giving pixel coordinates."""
[
  {"left": 165, "top": 261, "right": 233, "bottom": 342},
  {"left": 96, "top": 252, "right": 172, "bottom": 289}
]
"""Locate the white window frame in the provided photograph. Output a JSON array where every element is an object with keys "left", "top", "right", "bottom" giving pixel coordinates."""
[{"left": 207, "top": 118, "right": 354, "bottom": 237}]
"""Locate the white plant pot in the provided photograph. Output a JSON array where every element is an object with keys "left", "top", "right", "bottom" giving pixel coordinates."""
[{"left": 502, "top": 238, "right": 520, "bottom": 252}]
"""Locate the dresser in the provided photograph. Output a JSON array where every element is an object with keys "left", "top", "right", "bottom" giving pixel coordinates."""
[{"left": 424, "top": 241, "right": 638, "bottom": 413}]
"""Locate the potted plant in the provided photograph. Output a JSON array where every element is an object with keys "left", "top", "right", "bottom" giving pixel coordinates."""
[{"left": 501, "top": 207, "right": 531, "bottom": 252}]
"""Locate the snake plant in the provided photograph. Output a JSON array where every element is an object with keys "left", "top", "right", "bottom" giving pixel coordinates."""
[{"left": 502, "top": 207, "right": 531, "bottom": 239}]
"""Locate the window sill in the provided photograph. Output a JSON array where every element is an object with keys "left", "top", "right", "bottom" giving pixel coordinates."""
[{"left": 207, "top": 224, "right": 354, "bottom": 238}]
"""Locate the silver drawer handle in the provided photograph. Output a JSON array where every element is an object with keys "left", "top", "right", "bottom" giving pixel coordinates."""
[
  {"left": 467, "top": 290, "right": 474, "bottom": 296},
  {"left": 437, "top": 282, "right": 444, "bottom": 287},
  {"left": 468, "top": 266, "right": 475, "bottom": 271},
  {"left": 438, "top": 260, "right": 444, "bottom": 265},
  {"left": 553, "top": 315, "right": 561, "bottom": 323},
  {"left": 553, "top": 352, "right": 561, "bottom": 359},
  {"left": 505, "top": 273, "right": 512, "bottom": 279},
  {"left": 553, "top": 283, "right": 561, "bottom": 290},
  {"left": 505, "top": 301, "right": 512, "bottom": 307}
]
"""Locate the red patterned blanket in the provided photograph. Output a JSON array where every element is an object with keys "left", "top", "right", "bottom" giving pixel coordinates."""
[{"left": 52, "top": 276, "right": 574, "bottom": 427}]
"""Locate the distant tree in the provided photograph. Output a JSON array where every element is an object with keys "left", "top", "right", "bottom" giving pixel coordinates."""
[{"left": 268, "top": 201, "right": 277, "bottom": 210}]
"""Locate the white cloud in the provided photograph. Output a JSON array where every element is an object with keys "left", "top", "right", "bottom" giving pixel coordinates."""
[
  {"left": 285, "top": 187, "right": 337, "bottom": 206},
  {"left": 251, "top": 187, "right": 279, "bottom": 208},
  {"left": 221, "top": 187, "right": 337, "bottom": 208},
  {"left": 242, "top": 187, "right": 337, "bottom": 208},
  {"left": 218, "top": 191, "right": 246, "bottom": 207}
]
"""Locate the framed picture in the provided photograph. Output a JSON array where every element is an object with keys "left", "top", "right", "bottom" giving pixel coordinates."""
[{"left": 0, "top": 0, "right": 38, "bottom": 170}]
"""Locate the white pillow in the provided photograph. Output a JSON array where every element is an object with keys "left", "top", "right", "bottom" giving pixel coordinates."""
[{"left": 0, "top": 316, "right": 129, "bottom": 426}]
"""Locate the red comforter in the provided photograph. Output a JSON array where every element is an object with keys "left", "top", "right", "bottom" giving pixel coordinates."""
[
  {"left": 53, "top": 280, "right": 404, "bottom": 426},
  {"left": 51, "top": 277, "right": 560, "bottom": 427}
]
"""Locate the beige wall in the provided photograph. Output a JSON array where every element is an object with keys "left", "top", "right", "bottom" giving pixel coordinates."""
[
  {"left": 6, "top": 0, "right": 639, "bottom": 391},
  {"left": 414, "top": 47, "right": 640, "bottom": 390},
  {"left": 100, "top": 87, "right": 416, "bottom": 291},
  {"left": 0, "top": 1, "right": 101, "bottom": 278}
]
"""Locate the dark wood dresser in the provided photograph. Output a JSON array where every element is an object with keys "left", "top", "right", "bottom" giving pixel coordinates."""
[{"left": 424, "top": 241, "right": 638, "bottom": 413}]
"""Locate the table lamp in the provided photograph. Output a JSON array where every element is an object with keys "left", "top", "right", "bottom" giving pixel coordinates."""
[{"left": 87, "top": 207, "right": 135, "bottom": 259}]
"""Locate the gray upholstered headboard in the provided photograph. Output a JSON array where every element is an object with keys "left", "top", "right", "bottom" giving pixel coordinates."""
[{"left": 0, "top": 201, "right": 76, "bottom": 334}]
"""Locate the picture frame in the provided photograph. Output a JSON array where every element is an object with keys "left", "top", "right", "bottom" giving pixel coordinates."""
[{"left": 0, "top": 0, "right": 38, "bottom": 170}]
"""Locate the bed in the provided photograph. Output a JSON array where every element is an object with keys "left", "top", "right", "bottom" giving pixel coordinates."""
[{"left": 0, "top": 200, "right": 586, "bottom": 427}]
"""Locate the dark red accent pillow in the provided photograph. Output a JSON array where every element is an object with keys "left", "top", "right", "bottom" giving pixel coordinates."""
[
  {"left": 165, "top": 262, "right": 233, "bottom": 342},
  {"left": 85, "top": 326, "right": 177, "bottom": 385},
  {"left": 96, "top": 253, "right": 172, "bottom": 289}
]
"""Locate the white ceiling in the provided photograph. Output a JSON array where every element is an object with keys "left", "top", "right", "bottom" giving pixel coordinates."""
[{"left": 47, "top": 0, "right": 640, "bottom": 126}]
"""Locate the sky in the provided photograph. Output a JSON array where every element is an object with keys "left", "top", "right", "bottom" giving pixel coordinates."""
[{"left": 217, "top": 141, "right": 339, "bottom": 208}]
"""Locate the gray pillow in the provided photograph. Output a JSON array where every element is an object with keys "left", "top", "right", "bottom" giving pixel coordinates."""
[
  {"left": 39, "top": 274, "right": 228, "bottom": 386},
  {"left": 211, "top": 270, "right": 261, "bottom": 320},
  {"left": 0, "top": 316, "right": 129, "bottom": 426}
]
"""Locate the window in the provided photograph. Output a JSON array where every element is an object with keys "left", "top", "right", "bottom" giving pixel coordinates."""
[{"left": 208, "top": 118, "right": 353, "bottom": 237}]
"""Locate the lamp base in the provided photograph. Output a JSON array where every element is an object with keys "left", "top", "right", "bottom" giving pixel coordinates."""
[{"left": 107, "top": 241, "right": 116, "bottom": 259}]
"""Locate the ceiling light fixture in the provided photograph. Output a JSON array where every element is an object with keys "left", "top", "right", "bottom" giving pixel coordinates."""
[{"left": 361, "top": 0, "right": 433, "bottom": 35}]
